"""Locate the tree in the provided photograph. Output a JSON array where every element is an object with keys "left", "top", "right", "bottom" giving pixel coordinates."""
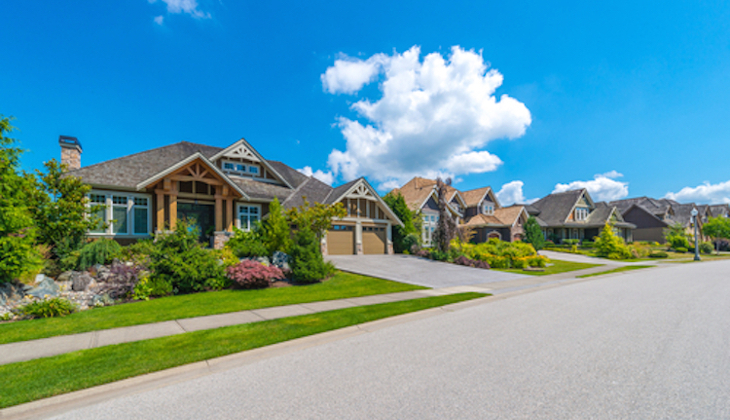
[
  {"left": 523, "top": 216, "right": 545, "bottom": 253},
  {"left": 663, "top": 222, "right": 689, "bottom": 241},
  {"left": 383, "top": 191, "right": 419, "bottom": 253},
  {"left": 0, "top": 115, "right": 42, "bottom": 283},
  {"left": 25, "top": 159, "right": 104, "bottom": 258},
  {"left": 702, "top": 216, "right": 730, "bottom": 255},
  {"left": 594, "top": 222, "right": 631, "bottom": 260},
  {"left": 260, "top": 197, "right": 291, "bottom": 254},
  {"left": 432, "top": 177, "right": 458, "bottom": 253},
  {"left": 289, "top": 225, "right": 335, "bottom": 283},
  {"left": 285, "top": 199, "right": 346, "bottom": 239}
]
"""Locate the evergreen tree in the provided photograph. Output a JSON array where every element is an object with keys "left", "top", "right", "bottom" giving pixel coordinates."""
[
  {"left": 523, "top": 216, "right": 545, "bottom": 252},
  {"left": 383, "top": 191, "right": 419, "bottom": 253},
  {"left": 260, "top": 197, "right": 291, "bottom": 254},
  {"left": 0, "top": 116, "right": 42, "bottom": 283}
]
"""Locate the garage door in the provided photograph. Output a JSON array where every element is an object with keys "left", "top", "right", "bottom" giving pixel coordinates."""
[
  {"left": 327, "top": 224, "right": 354, "bottom": 255},
  {"left": 363, "top": 225, "right": 386, "bottom": 254}
]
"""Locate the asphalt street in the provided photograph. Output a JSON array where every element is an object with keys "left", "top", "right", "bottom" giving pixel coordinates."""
[{"left": 50, "top": 260, "right": 730, "bottom": 419}]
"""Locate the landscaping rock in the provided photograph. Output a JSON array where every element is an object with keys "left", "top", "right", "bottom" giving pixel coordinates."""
[
  {"left": 57, "top": 271, "right": 74, "bottom": 282},
  {"left": 272, "top": 251, "right": 291, "bottom": 269},
  {"left": 27, "top": 277, "right": 59, "bottom": 299},
  {"left": 255, "top": 256, "right": 271, "bottom": 266},
  {"left": 72, "top": 273, "right": 94, "bottom": 292},
  {"left": 34, "top": 274, "right": 49, "bottom": 284}
]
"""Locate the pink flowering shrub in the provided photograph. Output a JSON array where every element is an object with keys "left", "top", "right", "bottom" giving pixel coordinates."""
[
  {"left": 453, "top": 255, "right": 490, "bottom": 270},
  {"left": 226, "top": 260, "right": 284, "bottom": 289}
]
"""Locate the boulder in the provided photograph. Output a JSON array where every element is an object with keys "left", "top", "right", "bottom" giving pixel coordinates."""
[
  {"left": 255, "top": 256, "right": 271, "bottom": 266},
  {"left": 272, "top": 251, "right": 291, "bottom": 268},
  {"left": 57, "top": 271, "right": 74, "bottom": 282},
  {"left": 72, "top": 273, "right": 94, "bottom": 292},
  {"left": 27, "top": 277, "right": 60, "bottom": 299}
]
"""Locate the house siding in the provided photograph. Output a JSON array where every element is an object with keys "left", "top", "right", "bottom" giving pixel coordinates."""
[{"left": 633, "top": 227, "right": 665, "bottom": 243}]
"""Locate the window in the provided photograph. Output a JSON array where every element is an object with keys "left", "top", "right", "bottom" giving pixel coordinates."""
[
  {"left": 88, "top": 192, "right": 151, "bottom": 236},
  {"left": 112, "top": 196, "right": 128, "bottom": 234},
  {"left": 90, "top": 194, "right": 107, "bottom": 233},
  {"left": 483, "top": 203, "right": 494, "bottom": 215},
  {"left": 222, "top": 160, "right": 260, "bottom": 177},
  {"left": 238, "top": 204, "right": 261, "bottom": 231},
  {"left": 236, "top": 164, "right": 246, "bottom": 172},
  {"left": 224, "top": 162, "right": 235, "bottom": 170},
  {"left": 575, "top": 207, "right": 589, "bottom": 221},
  {"left": 249, "top": 165, "right": 259, "bottom": 175}
]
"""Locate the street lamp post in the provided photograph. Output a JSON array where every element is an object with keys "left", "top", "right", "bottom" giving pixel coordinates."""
[{"left": 691, "top": 208, "right": 701, "bottom": 261}]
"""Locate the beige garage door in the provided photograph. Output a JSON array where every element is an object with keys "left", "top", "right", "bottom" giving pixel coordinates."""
[
  {"left": 327, "top": 224, "right": 354, "bottom": 255},
  {"left": 363, "top": 225, "right": 386, "bottom": 254}
]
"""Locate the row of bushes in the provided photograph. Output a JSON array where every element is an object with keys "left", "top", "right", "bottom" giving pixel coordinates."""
[{"left": 412, "top": 238, "right": 550, "bottom": 270}]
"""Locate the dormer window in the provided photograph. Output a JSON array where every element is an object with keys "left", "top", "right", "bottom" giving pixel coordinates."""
[
  {"left": 575, "top": 207, "right": 589, "bottom": 221},
  {"left": 222, "top": 160, "right": 260, "bottom": 177},
  {"left": 483, "top": 203, "right": 494, "bottom": 215}
]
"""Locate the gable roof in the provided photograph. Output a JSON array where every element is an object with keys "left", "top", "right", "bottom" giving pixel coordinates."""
[
  {"left": 709, "top": 204, "right": 730, "bottom": 217},
  {"left": 461, "top": 187, "right": 492, "bottom": 208},
  {"left": 69, "top": 141, "right": 222, "bottom": 190},
  {"left": 326, "top": 178, "right": 404, "bottom": 227},
  {"left": 530, "top": 189, "right": 586, "bottom": 226},
  {"left": 210, "top": 139, "right": 294, "bottom": 189},
  {"left": 267, "top": 160, "right": 309, "bottom": 188},
  {"left": 463, "top": 206, "right": 527, "bottom": 228},
  {"left": 282, "top": 176, "right": 335, "bottom": 208}
]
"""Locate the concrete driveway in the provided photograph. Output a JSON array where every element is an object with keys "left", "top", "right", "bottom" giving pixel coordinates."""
[{"left": 327, "top": 254, "right": 527, "bottom": 288}]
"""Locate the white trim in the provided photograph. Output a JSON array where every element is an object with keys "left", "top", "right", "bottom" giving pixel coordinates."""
[
  {"left": 87, "top": 189, "right": 152, "bottom": 237},
  {"left": 134, "top": 153, "right": 251, "bottom": 201},
  {"left": 332, "top": 178, "right": 404, "bottom": 227}
]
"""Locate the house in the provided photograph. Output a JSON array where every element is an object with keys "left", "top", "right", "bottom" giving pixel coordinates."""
[
  {"left": 709, "top": 204, "right": 730, "bottom": 219},
  {"left": 61, "top": 136, "right": 403, "bottom": 255},
  {"left": 609, "top": 197, "right": 706, "bottom": 243},
  {"left": 528, "top": 189, "right": 635, "bottom": 243},
  {"left": 390, "top": 177, "right": 466, "bottom": 247},
  {"left": 390, "top": 178, "right": 528, "bottom": 245}
]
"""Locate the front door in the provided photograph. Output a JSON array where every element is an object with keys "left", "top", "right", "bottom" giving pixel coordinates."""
[{"left": 177, "top": 202, "right": 215, "bottom": 242}]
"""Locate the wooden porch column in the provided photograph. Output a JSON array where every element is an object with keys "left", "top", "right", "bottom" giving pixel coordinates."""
[
  {"left": 169, "top": 181, "right": 178, "bottom": 230},
  {"left": 156, "top": 191, "right": 164, "bottom": 231},
  {"left": 227, "top": 198, "right": 234, "bottom": 231},
  {"left": 215, "top": 196, "right": 223, "bottom": 232}
]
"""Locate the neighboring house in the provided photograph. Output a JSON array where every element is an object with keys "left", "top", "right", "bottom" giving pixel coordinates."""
[
  {"left": 709, "top": 204, "right": 730, "bottom": 219},
  {"left": 460, "top": 186, "right": 528, "bottom": 242},
  {"left": 390, "top": 177, "right": 465, "bottom": 247},
  {"left": 610, "top": 197, "right": 706, "bottom": 243},
  {"left": 391, "top": 178, "right": 528, "bottom": 245},
  {"left": 62, "top": 136, "right": 403, "bottom": 255},
  {"left": 528, "top": 189, "right": 635, "bottom": 243}
]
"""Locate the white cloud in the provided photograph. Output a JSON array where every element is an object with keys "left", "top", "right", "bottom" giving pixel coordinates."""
[
  {"left": 495, "top": 180, "right": 539, "bottom": 206},
  {"left": 319, "top": 45, "right": 531, "bottom": 189},
  {"left": 298, "top": 166, "right": 335, "bottom": 186},
  {"left": 154, "top": 15, "right": 164, "bottom": 25},
  {"left": 148, "top": 0, "right": 210, "bottom": 19},
  {"left": 553, "top": 171, "right": 629, "bottom": 202},
  {"left": 665, "top": 180, "right": 730, "bottom": 204}
]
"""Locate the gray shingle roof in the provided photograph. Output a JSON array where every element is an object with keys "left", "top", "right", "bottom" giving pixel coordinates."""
[
  {"left": 325, "top": 179, "right": 360, "bottom": 204},
  {"left": 710, "top": 204, "right": 730, "bottom": 218},
  {"left": 530, "top": 189, "right": 584, "bottom": 226},
  {"left": 230, "top": 178, "right": 294, "bottom": 202},
  {"left": 69, "top": 141, "right": 222, "bottom": 189},
  {"left": 282, "top": 177, "right": 335, "bottom": 209},
  {"left": 267, "top": 160, "right": 309, "bottom": 189}
]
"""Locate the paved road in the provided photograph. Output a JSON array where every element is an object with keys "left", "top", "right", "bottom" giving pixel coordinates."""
[
  {"left": 50, "top": 260, "right": 730, "bottom": 419},
  {"left": 328, "top": 254, "right": 528, "bottom": 288}
]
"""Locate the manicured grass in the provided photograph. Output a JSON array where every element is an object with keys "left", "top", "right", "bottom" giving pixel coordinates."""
[
  {"left": 0, "top": 271, "right": 425, "bottom": 345},
  {"left": 494, "top": 259, "right": 602, "bottom": 276},
  {"left": 577, "top": 265, "right": 655, "bottom": 278},
  {"left": 0, "top": 293, "right": 485, "bottom": 409}
]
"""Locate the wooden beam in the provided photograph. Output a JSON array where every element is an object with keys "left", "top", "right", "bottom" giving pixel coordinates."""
[
  {"left": 222, "top": 185, "right": 230, "bottom": 196},
  {"left": 156, "top": 191, "right": 164, "bottom": 231},
  {"left": 227, "top": 198, "right": 234, "bottom": 231},
  {"left": 163, "top": 178, "right": 171, "bottom": 191},
  {"left": 215, "top": 197, "right": 223, "bottom": 232},
  {"left": 168, "top": 175, "right": 223, "bottom": 185},
  {"left": 169, "top": 194, "right": 177, "bottom": 230}
]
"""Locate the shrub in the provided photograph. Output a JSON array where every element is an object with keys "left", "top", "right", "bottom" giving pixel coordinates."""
[
  {"left": 18, "top": 297, "right": 77, "bottom": 319},
  {"left": 260, "top": 198, "right": 291, "bottom": 255},
  {"left": 528, "top": 255, "right": 549, "bottom": 267},
  {"left": 226, "top": 260, "right": 284, "bottom": 289},
  {"left": 383, "top": 192, "right": 420, "bottom": 253},
  {"left": 700, "top": 242, "right": 714, "bottom": 255},
  {"left": 133, "top": 272, "right": 172, "bottom": 300},
  {"left": 675, "top": 247, "right": 688, "bottom": 253},
  {"left": 429, "top": 249, "right": 449, "bottom": 261},
  {"left": 523, "top": 216, "right": 545, "bottom": 252},
  {"left": 581, "top": 240, "right": 594, "bottom": 248},
  {"left": 667, "top": 235, "right": 690, "bottom": 252},
  {"left": 77, "top": 239, "right": 122, "bottom": 271},
  {"left": 649, "top": 251, "right": 668, "bottom": 258},
  {"left": 213, "top": 247, "right": 239, "bottom": 268},
  {"left": 121, "top": 239, "right": 155, "bottom": 264},
  {"left": 414, "top": 249, "right": 430, "bottom": 258},
  {"left": 563, "top": 239, "right": 579, "bottom": 246},
  {"left": 512, "top": 257, "right": 528, "bottom": 269},
  {"left": 594, "top": 223, "right": 632, "bottom": 260},
  {"left": 289, "top": 226, "right": 335, "bottom": 284},
  {"left": 226, "top": 227, "right": 268, "bottom": 258},
  {"left": 149, "top": 221, "right": 226, "bottom": 294},
  {"left": 453, "top": 255, "right": 490, "bottom": 269},
  {"left": 487, "top": 255, "right": 510, "bottom": 269}
]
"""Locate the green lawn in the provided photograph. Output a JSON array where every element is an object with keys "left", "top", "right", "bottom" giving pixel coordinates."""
[
  {"left": 494, "top": 259, "right": 602, "bottom": 276},
  {"left": 0, "top": 293, "right": 485, "bottom": 409},
  {"left": 577, "top": 265, "right": 655, "bottom": 278},
  {"left": 0, "top": 271, "right": 425, "bottom": 345}
]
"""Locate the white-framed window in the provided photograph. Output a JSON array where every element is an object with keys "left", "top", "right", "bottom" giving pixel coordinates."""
[
  {"left": 222, "top": 160, "right": 261, "bottom": 177},
  {"left": 575, "top": 207, "right": 589, "bottom": 221},
  {"left": 248, "top": 165, "right": 259, "bottom": 175},
  {"left": 87, "top": 191, "right": 152, "bottom": 236},
  {"left": 422, "top": 212, "right": 439, "bottom": 247},
  {"left": 237, "top": 204, "right": 261, "bottom": 231},
  {"left": 483, "top": 203, "right": 494, "bottom": 215}
]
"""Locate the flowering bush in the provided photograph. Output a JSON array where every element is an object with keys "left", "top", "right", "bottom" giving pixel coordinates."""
[{"left": 227, "top": 260, "right": 284, "bottom": 289}]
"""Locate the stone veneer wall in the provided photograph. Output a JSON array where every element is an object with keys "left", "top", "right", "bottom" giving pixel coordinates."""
[
  {"left": 213, "top": 231, "right": 233, "bottom": 250},
  {"left": 61, "top": 148, "right": 81, "bottom": 170}
]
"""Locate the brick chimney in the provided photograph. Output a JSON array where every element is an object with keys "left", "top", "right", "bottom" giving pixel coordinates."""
[{"left": 59, "top": 136, "right": 82, "bottom": 170}]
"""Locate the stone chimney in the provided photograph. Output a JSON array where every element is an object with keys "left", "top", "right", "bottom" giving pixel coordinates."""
[{"left": 59, "top": 135, "right": 82, "bottom": 170}]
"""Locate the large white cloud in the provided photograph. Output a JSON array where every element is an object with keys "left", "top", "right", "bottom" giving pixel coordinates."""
[
  {"left": 148, "top": 0, "right": 210, "bottom": 19},
  {"left": 320, "top": 46, "right": 532, "bottom": 190},
  {"left": 495, "top": 180, "right": 539, "bottom": 206},
  {"left": 297, "top": 166, "right": 335, "bottom": 186},
  {"left": 553, "top": 171, "right": 629, "bottom": 202},
  {"left": 665, "top": 180, "right": 730, "bottom": 204}
]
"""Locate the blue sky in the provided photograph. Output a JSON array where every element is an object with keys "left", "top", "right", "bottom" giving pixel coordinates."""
[{"left": 3, "top": 0, "right": 730, "bottom": 204}]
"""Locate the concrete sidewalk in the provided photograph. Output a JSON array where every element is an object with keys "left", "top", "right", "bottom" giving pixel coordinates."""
[{"left": 0, "top": 287, "right": 487, "bottom": 366}]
